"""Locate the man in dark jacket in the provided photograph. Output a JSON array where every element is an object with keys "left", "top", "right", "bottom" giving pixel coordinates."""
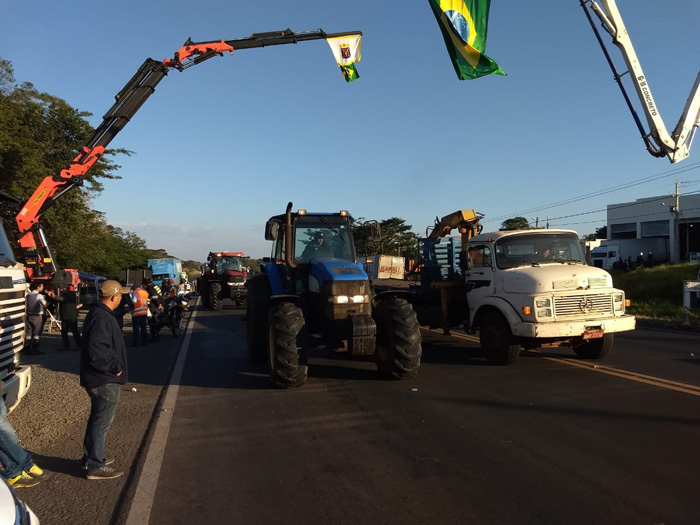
[
  {"left": 80, "top": 280, "right": 130, "bottom": 480},
  {"left": 53, "top": 287, "right": 82, "bottom": 351}
]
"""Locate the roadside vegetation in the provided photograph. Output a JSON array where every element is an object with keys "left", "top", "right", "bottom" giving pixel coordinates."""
[{"left": 610, "top": 263, "right": 700, "bottom": 323}]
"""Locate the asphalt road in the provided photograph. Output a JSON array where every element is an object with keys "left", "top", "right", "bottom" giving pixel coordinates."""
[{"left": 131, "top": 305, "right": 700, "bottom": 525}]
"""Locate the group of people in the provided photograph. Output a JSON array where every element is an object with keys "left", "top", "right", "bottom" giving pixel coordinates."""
[
  {"left": 131, "top": 277, "right": 187, "bottom": 345},
  {"left": 612, "top": 251, "right": 655, "bottom": 271},
  {"left": 4, "top": 275, "right": 190, "bottom": 489}
]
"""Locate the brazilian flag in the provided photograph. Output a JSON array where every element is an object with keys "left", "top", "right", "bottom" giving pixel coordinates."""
[{"left": 429, "top": 0, "right": 505, "bottom": 80}]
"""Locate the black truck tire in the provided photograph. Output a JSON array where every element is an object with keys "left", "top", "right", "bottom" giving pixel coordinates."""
[
  {"left": 373, "top": 296, "right": 422, "bottom": 379},
  {"left": 246, "top": 276, "right": 271, "bottom": 361},
  {"left": 267, "top": 302, "right": 307, "bottom": 388},
  {"left": 572, "top": 333, "right": 613, "bottom": 359},
  {"left": 480, "top": 311, "right": 521, "bottom": 365},
  {"left": 210, "top": 282, "right": 222, "bottom": 311}
]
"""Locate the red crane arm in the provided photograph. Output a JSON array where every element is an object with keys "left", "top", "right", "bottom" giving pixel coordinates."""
[{"left": 15, "top": 28, "right": 360, "bottom": 279}]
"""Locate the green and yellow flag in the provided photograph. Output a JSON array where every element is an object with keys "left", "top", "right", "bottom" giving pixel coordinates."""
[
  {"left": 428, "top": 0, "right": 505, "bottom": 80},
  {"left": 326, "top": 34, "right": 362, "bottom": 82}
]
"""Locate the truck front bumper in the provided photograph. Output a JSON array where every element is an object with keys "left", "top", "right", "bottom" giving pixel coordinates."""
[
  {"left": 3, "top": 365, "right": 32, "bottom": 413},
  {"left": 512, "top": 315, "right": 636, "bottom": 339}
]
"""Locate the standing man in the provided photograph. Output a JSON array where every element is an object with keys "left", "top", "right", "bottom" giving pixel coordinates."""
[
  {"left": 143, "top": 277, "right": 162, "bottom": 342},
  {"left": 80, "top": 280, "right": 130, "bottom": 480},
  {"left": 54, "top": 287, "right": 83, "bottom": 351},
  {"left": 131, "top": 283, "right": 149, "bottom": 346},
  {"left": 25, "top": 282, "right": 49, "bottom": 355}
]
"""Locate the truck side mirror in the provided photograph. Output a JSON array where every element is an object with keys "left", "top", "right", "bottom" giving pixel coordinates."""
[{"left": 265, "top": 220, "right": 279, "bottom": 241}]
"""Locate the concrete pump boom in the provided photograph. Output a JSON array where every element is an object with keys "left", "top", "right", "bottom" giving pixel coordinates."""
[{"left": 581, "top": 0, "right": 700, "bottom": 163}]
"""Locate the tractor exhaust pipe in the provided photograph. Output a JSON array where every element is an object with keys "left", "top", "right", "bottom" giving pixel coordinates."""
[{"left": 285, "top": 202, "right": 297, "bottom": 269}]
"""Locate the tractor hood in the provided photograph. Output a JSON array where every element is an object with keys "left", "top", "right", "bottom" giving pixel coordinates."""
[
  {"left": 310, "top": 259, "right": 367, "bottom": 289},
  {"left": 501, "top": 263, "right": 612, "bottom": 294}
]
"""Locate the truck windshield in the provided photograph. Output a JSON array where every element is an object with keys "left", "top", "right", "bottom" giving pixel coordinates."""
[
  {"left": 295, "top": 220, "right": 354, "bottom": 263},
  {"left": 495, "top": 233, "right": 586, "bottom": 269},
  {"left": 0, "top": 222, "right": 16, "bottom": 265},
  {"left": 217, "top": 257, "right": 242, "bottom": 272}
]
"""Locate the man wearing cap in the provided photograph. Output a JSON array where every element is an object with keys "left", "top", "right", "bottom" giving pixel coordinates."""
[
  {"left": 301, "top": 231, "right": 333, "bottom": 262},
  {"left": 79, "top": 279, "right": 130, "bottom": 480}
]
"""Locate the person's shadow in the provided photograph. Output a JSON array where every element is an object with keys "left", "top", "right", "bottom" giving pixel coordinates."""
[{"left": 26, "top": 452, "right": 83, "bottom": 478}]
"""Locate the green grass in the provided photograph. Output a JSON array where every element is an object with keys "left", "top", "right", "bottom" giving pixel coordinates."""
[{"left": 610, "top": 263, "right": 700, "bottom": 322}]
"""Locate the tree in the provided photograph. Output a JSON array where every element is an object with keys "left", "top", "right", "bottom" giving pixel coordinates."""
[
  {"left": 0, "top": 57, "right": 153, "bottom": 278},
  {"left": 500, "top": 217, "right": 531, "bottom": 230},
  {"left": 353, "top": 217, "right": 419, "bottom": 261}
]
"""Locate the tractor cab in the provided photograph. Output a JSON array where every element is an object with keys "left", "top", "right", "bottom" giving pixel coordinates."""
[{"left": 248, "top": 202, "right": 421, "bottom": 388}]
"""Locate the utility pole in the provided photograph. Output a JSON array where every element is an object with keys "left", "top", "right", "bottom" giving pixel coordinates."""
[{"left": 671, "top": 181, "right": 681, "bottom": 263}]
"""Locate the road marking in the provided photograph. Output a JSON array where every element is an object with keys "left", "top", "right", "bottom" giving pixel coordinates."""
[
  {"left": 420, "top": 327, "right": 700, "bottom": 397},
  {"left": 125, "top": 300, "right": 199, "bottom": 525},
  {"left": 538, "top": 354, "right": 700, "bottom": 397}
]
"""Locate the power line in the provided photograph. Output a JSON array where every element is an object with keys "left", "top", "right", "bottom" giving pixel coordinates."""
[{"left": 487, "top": 162, "right": 700, "bottom": 224}]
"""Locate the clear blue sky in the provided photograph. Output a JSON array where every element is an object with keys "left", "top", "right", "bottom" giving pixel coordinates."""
[{"left": 2, "top": 0, "right": 699, "bottom": 261}]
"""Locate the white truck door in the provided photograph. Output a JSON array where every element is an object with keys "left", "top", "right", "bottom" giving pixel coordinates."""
[{"left": 465, "top": 244, "right": 496, "bottom": 314}]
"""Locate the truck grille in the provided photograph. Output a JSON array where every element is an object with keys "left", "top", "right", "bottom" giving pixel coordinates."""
[
  {"left": 0, "top": 291, "right": 25, "bottom": 377},
  {"left": 554, "top": 293, "right": 613, "bottom": 317}
]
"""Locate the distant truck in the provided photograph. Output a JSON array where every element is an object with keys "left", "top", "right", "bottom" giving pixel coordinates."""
[
  {"left": 0, "top": 221, "right": 31, "bottom": 412},
  {"left": 148, "top": 258, "right": 183, "bottom": 285},
  {"left": 590, "top": 238, "right": 668, "bottom": 269},
  {"left": 359, "top": 255, "right": 405, "bottom": 280}
]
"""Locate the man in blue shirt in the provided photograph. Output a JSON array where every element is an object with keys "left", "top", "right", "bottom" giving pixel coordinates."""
[{"left": 80, "top": 280, "right": 130, "bottom": 480}]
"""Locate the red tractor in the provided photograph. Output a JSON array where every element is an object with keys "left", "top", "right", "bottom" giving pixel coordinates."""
[{"left": 199, "top": 252, "right": 248, "bottom": 310}]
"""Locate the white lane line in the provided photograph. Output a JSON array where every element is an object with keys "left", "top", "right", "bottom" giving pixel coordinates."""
[{"left": 125, "top": 301, "right": 199, "bottom": 525}]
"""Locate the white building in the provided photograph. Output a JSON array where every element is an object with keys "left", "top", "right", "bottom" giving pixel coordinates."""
[{"left": 607, "top": 193, "right": 700, "bottom": 263}]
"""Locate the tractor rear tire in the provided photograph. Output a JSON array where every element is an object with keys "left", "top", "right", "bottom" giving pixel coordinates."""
[
  {"left": 373, "top": 296, "right": 422, "bottom": 379},
  {"left": 210, "top": 282, "right": 222, "bottom": 311},
  {"left": 246, "top": 276, "right": 270, "bottom": 361},
  {"left": 480, "top": 312, "right": 521, "bottom": 365},
  {"left": 268, "top": 302, "right": 307, "bottom": 388},
  {"left": 572, "top": 333, "right": 613, "bottom": 359}
]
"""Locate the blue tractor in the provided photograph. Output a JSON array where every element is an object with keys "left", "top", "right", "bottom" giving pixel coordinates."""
[{"left": 247, "top": 203, "right": 422, "bottom": 388}]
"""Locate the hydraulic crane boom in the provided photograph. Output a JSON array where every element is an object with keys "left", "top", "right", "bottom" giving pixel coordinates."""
[
  {"left": 581, "top": 0, "right": 700, "bottom": 163},
  {"left": 15, "top": 28, "right": 361, "bottom": 279}
]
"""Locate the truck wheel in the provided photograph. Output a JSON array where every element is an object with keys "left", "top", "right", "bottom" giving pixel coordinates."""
[
  {"left": 267, "top": 302, "right": 307, "bottom": 388},
  {"left": 373, "top": 296, "right": 422, "bottom": 379},
  {"left": 210, "top": 282, "right": 222, "bottom": 311},
  {"left": 246, "top": 276, "right": 270, "bottom": 361},
  {"left": 480, "top": 312, "right": 521, "bottom": 365},
  {"left": 572, "top": 333, "right": 613, "bottom": 359}
]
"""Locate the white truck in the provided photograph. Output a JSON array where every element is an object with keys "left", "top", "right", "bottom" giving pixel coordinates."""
[
  {"left": 589, "top": 238, "right": 668, "bottom": 270},
  {"left": 0, "top": 221, "right": 32, "bottom": 412},
  {"left": 464, "top": 228, "right": 635, "bottom": 364}
]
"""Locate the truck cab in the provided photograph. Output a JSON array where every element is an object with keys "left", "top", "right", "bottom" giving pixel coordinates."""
[{"left": 466, "top": 229, "right": 635, "bottom": 364}]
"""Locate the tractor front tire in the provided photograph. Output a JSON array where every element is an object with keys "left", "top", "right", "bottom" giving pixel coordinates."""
[
  {"left": 480, "top": 312, "right": 521, "bottom": 365},
  {"left": 246, "top": 276, "right": 270, "bottom": 361},
  {"left": 268, "top": 302, "right": 307, "bottom": 388},
  {"left": 209, "top": 282, "right": 222, "bottom": 311},
  {"left": 373, "top": 296, "right": 422, "bottom": 379},
  {"left": 572, "top": 333, "right": 613, "bottom": 359}
]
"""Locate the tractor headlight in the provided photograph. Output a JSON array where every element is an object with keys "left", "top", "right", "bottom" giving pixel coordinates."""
[{"left": 329, "top": 295, "right": 370, "bottom": 304}]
